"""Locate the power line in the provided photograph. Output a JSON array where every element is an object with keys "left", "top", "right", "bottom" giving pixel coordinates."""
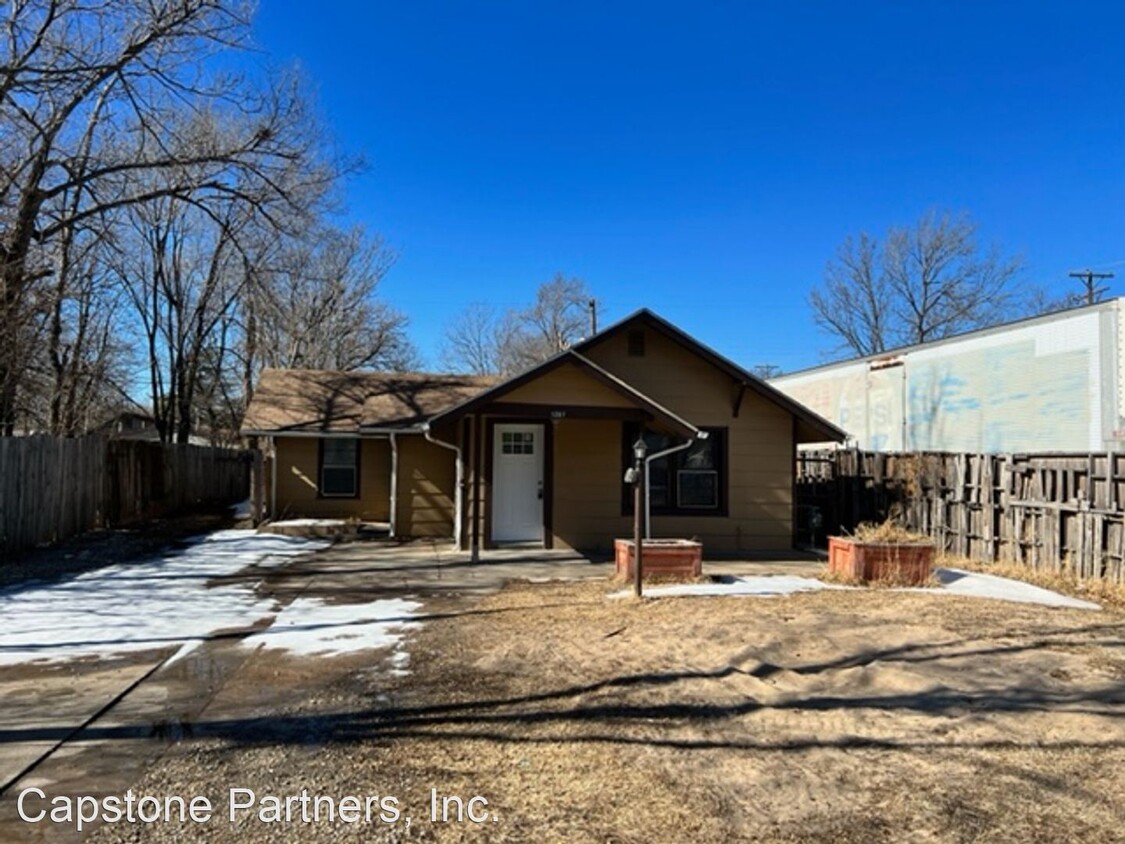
[{"left": 1068, "top": 269, "right": 1114, "bottom": 305}]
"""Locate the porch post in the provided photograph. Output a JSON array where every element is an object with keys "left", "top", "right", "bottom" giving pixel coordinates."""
[
  {"left": 389, "top": 432, "right": 398, "bottom": 538},
  {"left": 460, "top": 418, "right": 470, "bottom": 551},
  {"left": 471, "top": 413, "right": 482, "bottom": 561}
]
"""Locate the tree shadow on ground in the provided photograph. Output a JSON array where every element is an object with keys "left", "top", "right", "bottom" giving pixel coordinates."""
[{"left": 2, "top": 634, "right": 1122, "bottom": 748}]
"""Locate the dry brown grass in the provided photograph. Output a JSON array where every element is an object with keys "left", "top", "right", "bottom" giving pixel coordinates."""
[
  {"left": 847, "top": 518, "right": 933, "bottom": 544},
  {"left": 88, "top": 581, "right": 1125, "bottom": 844},
  {"left": 940, "top": 554, "right": 1125, "bottom": 610},
  {"left": 366, "top": 582, "right": 1124, "bottom": 843},
  {"left": 821, "top": 565, "right": 941, "bottom": 589}
]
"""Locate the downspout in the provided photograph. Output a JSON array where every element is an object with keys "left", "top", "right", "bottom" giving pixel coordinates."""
[
  {"left": 270, "top": 436, "right": 277, "bottom": 521},
  {"left": 423, "top": 423, "right": 463, "bottom": 550},
  {"left": 644, "top": 431, "right": 709, "bottom": 539},
  {"left": 389, "top": 432, "right": 398, "bottom": 538}
]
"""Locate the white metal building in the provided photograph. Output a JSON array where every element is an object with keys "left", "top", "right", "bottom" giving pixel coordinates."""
[{"left": 770, "top": 298, "right": 1125, "bottom": 453}]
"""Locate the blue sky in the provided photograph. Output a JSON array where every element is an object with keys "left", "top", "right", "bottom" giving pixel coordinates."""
[{"left": 250, "top": 2, "right": 1125, "bottom": 373}]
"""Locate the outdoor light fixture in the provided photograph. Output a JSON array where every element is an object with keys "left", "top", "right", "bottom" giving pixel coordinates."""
[
  {"left": 630, "top": 437, "right": 648, "bottom": 599},
  {"left": 632, "top": 437, "right": 648, "bottom": 462}
]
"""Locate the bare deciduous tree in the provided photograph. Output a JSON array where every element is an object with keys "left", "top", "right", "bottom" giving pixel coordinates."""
[
  {"left": 112, "top": 195, "right": 248, "bottom": 443},
  {"left": 442, "top": 274, "right": 595, "bottom": 375},
  {"left": 42, "top": 214, "right": 131, "bottom": 434},
  {"left": 438, "top": 302, "right": 504, "bottom": 376},
  {"left": 810, "top": 211, "right": 1022, "bottom": 357},
  {"left": 0, "top": 0, "right": 331, "bottom": 433},
  {"left": 249, "top": 225, "right": 416, "bottom": 374}
]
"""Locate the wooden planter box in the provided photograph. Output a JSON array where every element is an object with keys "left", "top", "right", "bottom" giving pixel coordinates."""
[
  {"left": 828, "top": 536, "right": 934, "bottom": 585},
  {"left": 615, "top": 539, "right": 703, "bottom": 580}
]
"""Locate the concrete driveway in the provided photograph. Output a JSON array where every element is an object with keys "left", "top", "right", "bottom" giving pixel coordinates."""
[{"left": 0, "top": 534, "right": 611, "bottom": 840}]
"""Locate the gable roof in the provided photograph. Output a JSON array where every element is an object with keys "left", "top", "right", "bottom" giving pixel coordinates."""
[
  {"left": 574, "top": 309, "right": 848, "bottom": 443},
  {"left": 243, "top": 311, "right": 849, "bottom": 443},
  {"left": 242, "top": 369, "right": 497, "bottom": 434},
  {"left": 426, "top": 349, "right": 701, "bottom": 438}
]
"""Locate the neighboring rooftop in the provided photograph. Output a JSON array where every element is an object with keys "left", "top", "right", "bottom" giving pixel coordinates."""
[
  {"left": 242, "top": 369, "right": 497, "bottom": 434},
  {"left": 772, "top": 297, "right": 1122, "bottom": 380}
]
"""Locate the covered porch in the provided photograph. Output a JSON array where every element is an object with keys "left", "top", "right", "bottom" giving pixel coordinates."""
[{"left": 425, "top": 350, "right": 701, "bottom": 557}]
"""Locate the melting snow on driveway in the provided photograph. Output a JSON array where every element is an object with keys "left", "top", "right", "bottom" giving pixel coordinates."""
[
  {"left": 241, "top": 596, "right": 421, "bottom": 657},
  {"left": 0, "top": 530, "right": 421, "bottom": 666},
  {"left": 614, "top": 568, "right": 1100, "bottom": 610}
]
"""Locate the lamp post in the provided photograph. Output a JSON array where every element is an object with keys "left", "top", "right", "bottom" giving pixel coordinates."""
[{"left": 632, "top": 437, "right": 647, "bottom": 598}]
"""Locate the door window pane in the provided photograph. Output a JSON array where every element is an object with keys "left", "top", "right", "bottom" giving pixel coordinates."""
[{"left": 501, "top": 431, "right": 535, "bottom": 455}]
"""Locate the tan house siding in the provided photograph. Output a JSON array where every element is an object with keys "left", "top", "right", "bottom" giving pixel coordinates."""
[
  {"left": 395, "top": 435, "right": 456, "bottom": 538},
  {"left": 551, "top": 418, "right": 629, "bottom": 552},
  {"left": 583, "top": 328, "right": 739, "bottom": 420},
  {"left": 273, "top": 435, "right": 390, "bottom": 521},
  {"left": 580, "top": 328, "right": 795, "bottom": 551},
  {"left": 502, "top": 362, "right": 636, "bottom": 408}
]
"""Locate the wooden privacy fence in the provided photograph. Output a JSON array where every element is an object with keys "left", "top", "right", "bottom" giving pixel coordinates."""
[
  {"left": 796, "top": 449, "right": 1125, "bottom": 584},
  {"left": 1, "top": 436, "right": 252, "bottom": 555}
]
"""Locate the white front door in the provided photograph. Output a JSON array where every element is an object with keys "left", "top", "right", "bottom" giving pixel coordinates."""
[{"left": 492, "top": 424, "right": 544, "bottom": 543}]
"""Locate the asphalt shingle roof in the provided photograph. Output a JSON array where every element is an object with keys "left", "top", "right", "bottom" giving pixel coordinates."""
[{"left": 242, "top": 369, "right": 497, "bottom": 433}]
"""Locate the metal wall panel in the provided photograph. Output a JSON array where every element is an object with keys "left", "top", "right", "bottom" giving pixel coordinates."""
[{"left": 773, "top": 303, "right": 1120, "bottom": 452}]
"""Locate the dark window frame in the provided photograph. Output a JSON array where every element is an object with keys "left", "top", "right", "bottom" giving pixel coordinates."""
[
  {"left": 621, "top": 423, "right": 728, "bottom": 517},
  {"left": 318, "top": 437, "right": 361, "bottom": 499}
]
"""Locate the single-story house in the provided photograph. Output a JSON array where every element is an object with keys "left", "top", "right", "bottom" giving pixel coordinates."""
[{"left": 241, "top": 309, "right": 846, "bottom": 554}]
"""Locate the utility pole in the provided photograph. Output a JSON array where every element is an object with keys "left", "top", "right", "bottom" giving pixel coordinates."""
[{"left": 1069, "top": 269, "right": 1114, "bottom": 305}]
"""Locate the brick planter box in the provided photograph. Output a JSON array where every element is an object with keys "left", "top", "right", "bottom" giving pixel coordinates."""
[
  {"left": 615, "top": 538, "right": 703, "bottom": 580},
  {"left": 827, "top": 536, "right": 934, "bottom": 585}
]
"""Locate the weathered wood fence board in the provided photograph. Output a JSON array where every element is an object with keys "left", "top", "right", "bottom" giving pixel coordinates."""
[
  {"left": 796, "top": 449, "right": 1125, "bottom": 584},
  {"left": 1, "top": 436, "right": 252, "bottom": 556}
]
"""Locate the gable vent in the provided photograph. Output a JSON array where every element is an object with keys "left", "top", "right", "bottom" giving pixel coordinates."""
[{"left": 627, "top": 329, "right": 646, "bottom": 357}]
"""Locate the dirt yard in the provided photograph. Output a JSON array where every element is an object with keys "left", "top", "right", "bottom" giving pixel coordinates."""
[{"left": 81, "top": 579, "right": 1125, "bottom": 844}]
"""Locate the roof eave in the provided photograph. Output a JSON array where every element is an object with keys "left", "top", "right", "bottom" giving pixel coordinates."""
[
  {"left": 427, "top": 349, "right": 699, "bottom": 439},
  {"left": 576, "top": 308, "right": 848, "bottom": 442}
]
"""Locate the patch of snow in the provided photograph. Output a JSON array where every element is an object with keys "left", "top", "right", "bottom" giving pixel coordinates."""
[
  {"left": 0, "top": 530, "right": 328, "bottom": 666},
  {"left": 231, "top": 498, "right": 253, "bottom": 519},
  {"left": 611, "top": 569, "right": 1100, "bottom": 610},
  {"left": 241, "top": 596, "right": 420, "bottom": 658}
]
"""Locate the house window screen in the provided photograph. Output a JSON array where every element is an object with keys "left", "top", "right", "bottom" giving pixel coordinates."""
[
  {"left": 321, "top": 439, "right": 358, "bottom": 497},
  {"left": 501, "top": 431, "right": 535, "bottom": 455}
]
